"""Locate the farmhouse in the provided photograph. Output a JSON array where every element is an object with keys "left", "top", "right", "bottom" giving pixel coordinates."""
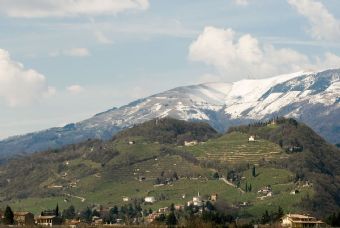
[
  {"left": 184, "top": 140, "right": 198, "bottom": 146},
  {"left": 35, "top": 215, "right": 62, "bottom": 226},
  {"left": 64, "top": 219, "right": 82, "bottom": 228},
  {"left": 210, "top": 193, "right": 218, "bottom": 202},
  {"left": 14, "top": 212, "right": 35, "bottom": 226},
  {"left": 281, "top": 214, "right": 324, "bottom": 228},
  {"left": 158, "top": 207, "right": 169, "bottom": 213},
  {"left": 146, "top": 212, "right": 162, "bottom": 223},
  {"left": 145, "top": 196, "right": 156, "bottom": 204},
  {"left": 139, "top": 176, "right": 146, "bottom": 181},
  {"left": 290, "top": 189, "right": 300, "bottom": 195},
  {"left": 187, "top": 192, "right": 204, "bottom": 207},
  {"left": 258, "top": 185, "right": 272, "bottom": 194},
  {"left": 248, "top": 135, "right": 256, "bottom": 142},
  {"left": 175, "top": 205, "right": 185, "bottom": 211}
]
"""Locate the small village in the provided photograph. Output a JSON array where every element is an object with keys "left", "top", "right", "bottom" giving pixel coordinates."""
[{"left": 0, "top": 185, "right": 326, "bottom": 228}]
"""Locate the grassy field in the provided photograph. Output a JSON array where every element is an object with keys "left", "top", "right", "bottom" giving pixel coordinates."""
[{"left": 7, "top": 166, "right": 312, "bottom": 219}]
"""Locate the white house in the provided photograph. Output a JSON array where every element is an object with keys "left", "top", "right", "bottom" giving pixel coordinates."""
[
  {"left": 122, "top": 196, "right": 129, "bottom": 202},
  {"left": 248, "top": 135, "right": 255, "bottom": 142},
  {"left": 145, "top": 196, "right": 156, "bottom": 204},
  {"left": 187, "top": 192, "right": 204, "bottom": 207},
  {"left": 290, "top": 189, "right": 299, "bottom": 195},
  {"left": 184, "top": 140, "right": 198, "bottom": 146}
]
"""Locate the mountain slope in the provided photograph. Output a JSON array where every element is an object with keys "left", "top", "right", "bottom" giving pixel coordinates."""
[
  {"left": 227, "top": 118, "right": 340, "bottom": 216},
  {"left": 0, "top": 69, "right": 339, "bottom": 157},
  {"left": 0, "top": 118, "right": 339, "bottom": 218}
]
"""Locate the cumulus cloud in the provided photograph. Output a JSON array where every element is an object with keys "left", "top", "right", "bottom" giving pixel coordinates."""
[
  {"left": 50, "top": 48, "right": 90, "bottom": 57},
  {"left": 66, "top": 85, "right": 84, "bottom": 94},
  {"left": 0, "top": 0, "right": 149, "bottom": 18},
  {"left": 288, "top": 0, "right": 340, "bottom": 41},
  {"left": 0, "top": 49, "right": 54, "bottom": 107},
  {"left": 189, "top": 27, "right": 340, "bottom": 80}
]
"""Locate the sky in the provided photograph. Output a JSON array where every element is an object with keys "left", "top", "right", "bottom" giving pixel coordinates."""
[{"left": 1, "top": 0, "right": 340, "bottom": 139}]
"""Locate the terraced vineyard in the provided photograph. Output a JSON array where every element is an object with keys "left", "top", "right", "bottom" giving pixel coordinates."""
[{"left": 185, "top": 132, "right": 288, "bottom": 164}]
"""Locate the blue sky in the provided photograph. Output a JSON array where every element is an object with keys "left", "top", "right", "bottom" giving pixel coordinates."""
[{"left": 1, "top": 0, "right": 340, "bottom": 138}]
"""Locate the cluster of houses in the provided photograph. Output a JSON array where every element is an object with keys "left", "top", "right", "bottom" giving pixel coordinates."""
[
  {"left": 6, "top": 205, "right": 326, "bottom": 227},
  {"left": 146, "top": 192, "right": 218, "bottom": 223},
  {"left": 257, "top": 185, "right": 273, "bottom": 200},
  {"left": 6, "top": 211, "right": 63, "bottom": 227}
]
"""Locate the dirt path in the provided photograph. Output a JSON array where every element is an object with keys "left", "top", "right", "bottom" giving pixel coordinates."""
[
  {"left": 65, "top": 193, "right": 86, "bottom": 202},
  {"left": 219, "top": 177, "right": 245, "bottom": 194}
]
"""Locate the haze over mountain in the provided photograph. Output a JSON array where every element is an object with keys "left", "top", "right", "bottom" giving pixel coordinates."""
[{"left": 0, "top": 68, "right": 339, "bottom": 157}]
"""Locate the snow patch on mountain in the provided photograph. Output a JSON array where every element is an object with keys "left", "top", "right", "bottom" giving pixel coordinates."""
[{"left": 0, "top": 69, "right": 339, "bottom": 157}]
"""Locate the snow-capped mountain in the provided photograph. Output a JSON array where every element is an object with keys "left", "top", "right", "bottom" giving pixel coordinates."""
[{"left": 0, "top": 69, "right": 339, "bottom": 157}]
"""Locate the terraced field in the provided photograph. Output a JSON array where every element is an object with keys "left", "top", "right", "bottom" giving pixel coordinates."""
[{"left": 185, "top": 132, "right": 287, "bottom": 164}]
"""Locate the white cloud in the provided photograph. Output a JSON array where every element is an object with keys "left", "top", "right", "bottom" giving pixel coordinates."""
[
  {"left": 0, "top": 49, "right": 54, "bottom": 107},
  {"left": 66, "top": 85, "right": 84, "bottom": 94},
  {"left": 234, "top": 0, "right": 250, "bottom": 6},
  {"left": 49, "top": 48, "right": 90, "bottom": 57},
  {"left": 0, "top": 0, "right": 149, "bottom": 18},
  {"left": 189, "top": 27, "right": 340, "bottom": 81},
  {"left": 288, "top": 0, "right": 340, "bottom": 41}
]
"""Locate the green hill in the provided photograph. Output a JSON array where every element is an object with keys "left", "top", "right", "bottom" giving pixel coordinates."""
[{"left": 0, "top": 118, "right": 338, "bottom": 220}]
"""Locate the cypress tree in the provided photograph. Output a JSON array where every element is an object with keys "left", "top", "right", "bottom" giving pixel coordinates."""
[
  {"left": 252, "top": 165, "right": 256, "bottom": 177},
  {"left": 55, "top": 203, "right": 59, "bottom": 217},
  {"left": 3, "top": 205, "right": 14, "bottom": 225},
  {"left": 166, "top": 212, "right": 177, "bottom": 225}
]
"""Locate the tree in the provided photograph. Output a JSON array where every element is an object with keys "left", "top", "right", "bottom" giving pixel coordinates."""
[
  {"left": 156, "top": 214, "right": 166, "bottom": 222},
  {"left": 166, "top": 212, "right": 177, "bottom": 226},
  {"left": 173, "top": 172, "right": 179, "bottom": 180},
  {"left": 109, "top": 206, "right": 119, "bottom": 224},
  {"left": 55, "top": 203, "right": 59, "bottom": 217},
  {"left": 80, "top": 207, "right": 92, "bottom": 222},
  {"left": 261, "top": 210, "right": 270, "bottom": 224},
  {"left": 213, "top": 172, "right": 219, "bottom": 179},
  {"left": 3, "top": 206, "right": 14, "bottom": 225},
  {"left": 248, "top": 183, "right": 252, "bottom": 192},
  {"left": 276, "top": 206, "right": 284, "bottom": 221},
  {"left": 170, "top": 203, "right": 175, "bottom": 212},
  {"left": 205, "top": 201, "right": 215, "bottom": 211},
  {"left": 62, "top": 205, "right": 76, "bottom": 219},
  {"left": 252, "top": 165, "right": 256, "bottom": 177},
  {"left": 111, "top": 206, "right": 118, "bottom": 215},
  {"left": 92, "top": 209, "right": 100, "bottom": 217}
]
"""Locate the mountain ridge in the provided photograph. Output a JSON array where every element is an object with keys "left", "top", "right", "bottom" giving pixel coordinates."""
[{"left": 0, "top": 68, "right": 339, "bottom": 157}]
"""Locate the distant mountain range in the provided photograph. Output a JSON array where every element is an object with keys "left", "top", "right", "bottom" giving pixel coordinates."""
[{"left": 0, "top": 68, "right": 339, "bottom": 157}]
